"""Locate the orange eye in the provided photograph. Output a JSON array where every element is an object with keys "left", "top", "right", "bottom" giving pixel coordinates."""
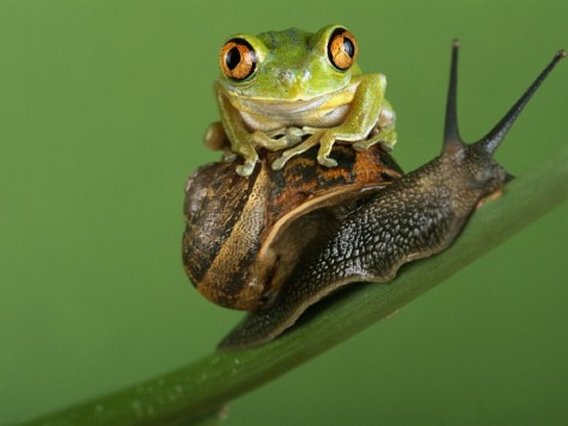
[
  {"left": 219, "top": 38, "right": 257, "bottom": 81},
  {"left": 327, "top": 28, "right": 358, "bottom": 71}
]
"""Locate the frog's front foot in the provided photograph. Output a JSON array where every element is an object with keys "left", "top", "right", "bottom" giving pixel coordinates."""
[
  {"left": 252, "top": 128, "right": 303, "bottom": 152},
  {"left": 234, "top": 143, "right": 259, "bottom": 177},
  {"left": 316, "top": 131, "right": 339, "bottom": 168},
  {"left": 270, "top": 130, "right": 323, "bottom": 170},
  {"left": 271, "top": 129, "right": 342, "bottom": 170}
]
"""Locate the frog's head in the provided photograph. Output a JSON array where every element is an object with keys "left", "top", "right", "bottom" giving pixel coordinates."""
[{"left": 217, "top": 24, "right": 361, "bottom": 101}]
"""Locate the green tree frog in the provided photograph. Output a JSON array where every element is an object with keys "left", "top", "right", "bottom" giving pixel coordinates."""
[{"left": 205, "top": 24, "right": 397, "bottom": 177}]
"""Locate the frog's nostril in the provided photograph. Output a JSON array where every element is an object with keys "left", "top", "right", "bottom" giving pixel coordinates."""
[{"left": 278, "top": 70, "right": 296, "bottom": 85}]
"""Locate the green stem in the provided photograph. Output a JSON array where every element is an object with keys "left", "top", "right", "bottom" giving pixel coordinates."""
[{"left": 25, "top": 147, "right": 568, "bottom": 426}]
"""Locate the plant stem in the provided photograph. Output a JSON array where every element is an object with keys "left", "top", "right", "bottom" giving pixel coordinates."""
[{"left": 25, "top": 146, "right": 568, "bottom": 426}]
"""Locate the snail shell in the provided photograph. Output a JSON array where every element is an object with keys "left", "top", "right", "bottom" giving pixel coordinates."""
[{"left": 182, "top": 145, "right": 402, "bottom": 311}]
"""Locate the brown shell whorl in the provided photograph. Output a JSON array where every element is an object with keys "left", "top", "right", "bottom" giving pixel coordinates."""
[{"left": 182, "top": 145, "right": 402, "bottom": 311}]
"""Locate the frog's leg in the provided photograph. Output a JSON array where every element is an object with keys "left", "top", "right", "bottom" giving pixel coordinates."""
[
  {"left": 203, "top": 121, "right": 238, "bottom": 162},
  {"left": 271, "top": 131, "right": 324, "bottom": 170},
  {"left": 297, "top": 126, "right": 324, "bottom": 136},
  {"left": 215, "top": 83, "right": 259, "bottom": 177},
  {"left": 353, "top": 100, "right": 397, "bottom": 150},
  {"left": 273, "top": 73, "right": 387, "bottom": 169},
  {"left": 252, "top": 127, "right": 305, "bottom": 151},
  {"left": 262, "top": 127, "right": 296, "bottom": 139},
  {"left": 352, "top": 127, "right": 397, "bottom": 151},
  {"left": 203, "top": 121, "right": 310, "bottom": 154},
  {"left": 204, "top": 121, "right": 228, "bottom": 151},
  {"left": 315, "top": 73, "right": 386, "bottom": 166}
]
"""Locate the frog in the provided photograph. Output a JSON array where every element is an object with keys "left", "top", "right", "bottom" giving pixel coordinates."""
[{"left": 204, "top": 24, "right": 397, "bottom": 177}]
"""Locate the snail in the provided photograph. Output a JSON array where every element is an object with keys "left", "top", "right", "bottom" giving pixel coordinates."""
[{"left": 182, "top": 42, "right": 565, "bottom": 350}]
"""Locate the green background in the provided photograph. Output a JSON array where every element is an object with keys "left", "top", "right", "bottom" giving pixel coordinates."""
[{"left": 1, "top": 0, "right": 567, "bottom": 424}]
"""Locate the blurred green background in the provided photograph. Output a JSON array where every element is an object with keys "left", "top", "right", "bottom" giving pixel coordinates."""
[{"left": 1, "top": 0, "right": 567, "bottom": 424}]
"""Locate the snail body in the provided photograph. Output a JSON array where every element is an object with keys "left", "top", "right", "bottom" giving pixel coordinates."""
[{"left": 183, "top": 42, "right": 565, "bottom": 350}]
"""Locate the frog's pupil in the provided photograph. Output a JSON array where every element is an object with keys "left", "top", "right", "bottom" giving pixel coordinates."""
[
  {"left": 343, "top": 38, "right": 355, "bottom": 58},
  {"left": 226, "top": 47, "right": 241, "bottom": 70}
]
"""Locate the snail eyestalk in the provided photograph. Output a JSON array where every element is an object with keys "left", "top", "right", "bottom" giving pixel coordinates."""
[
  {"left": 443, "top": 39, "right": 464, "bottom": 153},
  {"left": 477, "top": 49, "right": 566, "bottom": 155}
]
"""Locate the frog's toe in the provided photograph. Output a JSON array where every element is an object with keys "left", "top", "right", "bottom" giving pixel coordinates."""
[
  {"left": 285, "top": 127, "right": 304, "bottom": 145},
  {"left": 353, "top": 141, "right": 367, "bottom": 151},
  {"left": 380, "top": 130, "right": 398, "bottom": 149},
  {"left": 271, "top": 156, "right": 288, "bottom": 171},
  {"left": 236, "top": 161, "right": 256, "bottom": 177},
  {"left": 301, "top": 126, "right": 320, "bottom": 134},
  {"left": 317, "top": 156, "right": 338, "bottom": 168},
  {"left": 222, "top": 150, "right": 237, "bottom": 162}
]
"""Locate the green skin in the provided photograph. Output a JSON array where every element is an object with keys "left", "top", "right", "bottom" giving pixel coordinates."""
[{"left": 206, "top": 24, "right": 397, "bottom": 177}]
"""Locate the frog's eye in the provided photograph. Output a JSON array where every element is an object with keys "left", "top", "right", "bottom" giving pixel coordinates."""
[
  {"left": 327, "top": 28, "right": 358, "bottom": 71},
  {"left": 219, "top": 38, "right": 257, "bottom": 81}
]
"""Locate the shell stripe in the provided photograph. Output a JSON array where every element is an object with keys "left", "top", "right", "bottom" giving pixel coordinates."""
[
  {"left": 183, "top": 163, "right": 258, "bottom": 285},
  {"left": 198, "top": 168, "right": 269, "bottom": 309}
]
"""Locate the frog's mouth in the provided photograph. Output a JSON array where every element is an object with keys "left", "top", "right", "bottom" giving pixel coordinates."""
[
  {"left": 236, "top": 95, "right": 331, "bottom": 115},
  {"left": 232, "top": 88, "right": 355, "bottom": 119}
]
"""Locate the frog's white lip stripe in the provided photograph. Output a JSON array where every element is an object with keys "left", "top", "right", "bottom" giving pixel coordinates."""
[{"left": 236, "top": 94, "right": 330, "bottom": 115}]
